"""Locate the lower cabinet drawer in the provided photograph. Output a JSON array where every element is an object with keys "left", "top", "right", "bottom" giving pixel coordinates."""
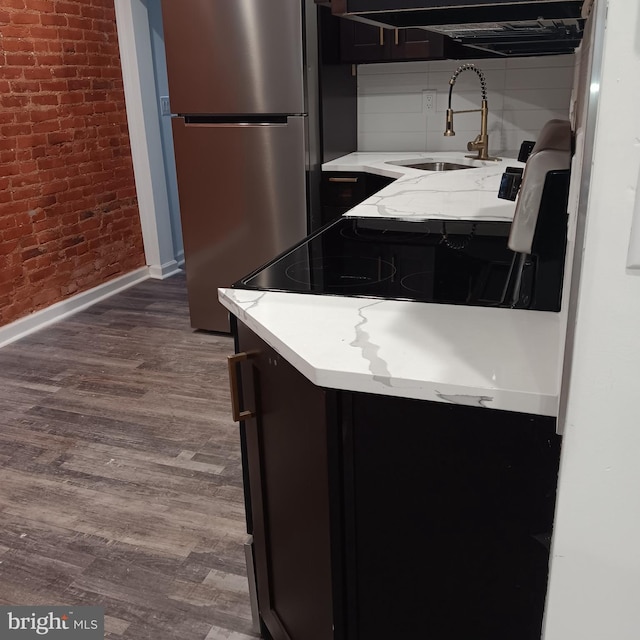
[
  {"left": 321, "top": 172, "right": 368, "bottom": 208},
  {"left": 320, "top": 171, "right": 396, "bottom": 224}
]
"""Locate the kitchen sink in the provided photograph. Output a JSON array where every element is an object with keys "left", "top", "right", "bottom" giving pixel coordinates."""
[{"left": 388, "top": 160, "right": 474, "bottom": 171}]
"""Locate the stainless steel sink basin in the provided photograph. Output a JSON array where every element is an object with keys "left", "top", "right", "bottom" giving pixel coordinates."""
[{"left": 389, "top": 160, "right": 474, "bottom": 171}]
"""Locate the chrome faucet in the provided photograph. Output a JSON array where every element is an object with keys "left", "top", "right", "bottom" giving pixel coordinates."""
[{"left": 444, "top": 64, "right": 500, "bottom": 162}]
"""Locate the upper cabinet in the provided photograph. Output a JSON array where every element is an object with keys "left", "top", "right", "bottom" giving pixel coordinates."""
[
  {"left": 339, "top": 22, "right": 477, "bottom": 63},
  {"left": 340, "top": 22, "right": 445, "bottom": 63},
  {"left": 319, "top": 0, "right": 586, "bottom": 57}
]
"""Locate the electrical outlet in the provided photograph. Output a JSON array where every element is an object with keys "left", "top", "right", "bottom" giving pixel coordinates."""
[
  {"left": 160, "top": 96, "right": 171, "bottom": 116},
  {"left": 422, "top": 90, "right": 437, "bottom": 112}
]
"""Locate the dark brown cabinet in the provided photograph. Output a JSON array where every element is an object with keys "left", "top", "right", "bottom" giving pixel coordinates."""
[
  {"left": 322, "top": 0, "right": 583, "bottom": 57},
  {"left": 339, "top": 21, "right": 452, "bottom": 63},
  {"left": 392, "top": 26, "right": 441, "bottom": 59},
  {"left": 232, "top": 319, "right": 561, "bottom": 640},
  {"left": 234, "top": 321, "right": 337, "bottom": 640},
  {"left": 320, "top": 171, "right": 395, "bottom": 225},
  {"left": 346, "top": 393, "right": 561, "bottom": 640},
  {"left": 338, "top": 20, "right": 387, "bottom": 63}
]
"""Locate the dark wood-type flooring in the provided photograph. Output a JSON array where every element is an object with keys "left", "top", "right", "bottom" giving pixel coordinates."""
[{"left": 0, "top": 273, "right": 259, "bottom": 640}]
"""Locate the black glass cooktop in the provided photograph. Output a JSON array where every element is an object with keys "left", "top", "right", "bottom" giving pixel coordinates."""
[{"left": 234, "top": 217, "right": 517, "bottom": 307}]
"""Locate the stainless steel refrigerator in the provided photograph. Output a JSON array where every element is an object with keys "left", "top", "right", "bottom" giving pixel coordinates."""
[{"left": 161, "top": 0, "right": 354, "bottom": 332}]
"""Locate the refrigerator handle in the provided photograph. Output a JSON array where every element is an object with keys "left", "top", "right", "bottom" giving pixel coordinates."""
[{"left": 182, "top": 115, "right": 293, "bottom": 126}]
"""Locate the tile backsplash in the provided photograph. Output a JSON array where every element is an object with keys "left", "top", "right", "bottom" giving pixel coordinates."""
[{"left": 357, "top": 55, "right": 575, "bottom": 155}]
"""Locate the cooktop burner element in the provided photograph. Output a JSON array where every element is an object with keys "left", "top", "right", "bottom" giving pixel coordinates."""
[
  {"left": 400, "top": 271, "right": 436, "bottom": 296},
  {"left": 235, "top": 217, "right": 517, "bottom": 307},
  {"left": 285, "top": 256, "right": 396, "bottom": 288}
]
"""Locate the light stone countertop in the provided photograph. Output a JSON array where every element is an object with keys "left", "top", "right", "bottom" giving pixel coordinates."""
[
  {"left": 323, "top": 151, "right": 523, "bottom": 221},
  {"left": 219, "top": 151, "right": 562, "bottom": 418}
]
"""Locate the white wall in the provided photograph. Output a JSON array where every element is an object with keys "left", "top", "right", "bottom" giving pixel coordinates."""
[
  {"left": 358, "top": 55, "right": 575, "bottom": 154},
  {"left": 146, "top": 0, "right": 184, "bottom": 266},
  {"left": 543, "top": 0, "right": 640, "bottom": 637},
  {"left": 114, "top": 0, "right": 179, "bottom": 279}
]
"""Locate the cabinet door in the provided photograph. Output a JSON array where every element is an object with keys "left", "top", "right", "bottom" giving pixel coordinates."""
[
  {"left": 390, "top": 28, "right": 446, "bottom": 60},
  {"left": 343, "top": 393, "right": 561, "bottom": 640},
  {"left": 339, "top": 21, "right": 463, "bottom": 63},
  {"left": 339, "top": 20, "right": 389, "bottom": 62},
  {"left": 235, "top": 323, "right": 335, "bottom": 640},
  {"left": 321, "top": 173, "right": 368, "bottom": 209}
]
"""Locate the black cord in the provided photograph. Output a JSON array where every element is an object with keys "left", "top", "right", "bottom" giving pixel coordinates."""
[{"left": 441, "top": 222, "right": 476, "bottom": 250}]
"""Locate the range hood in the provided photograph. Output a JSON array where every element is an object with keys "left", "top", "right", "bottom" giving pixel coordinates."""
[{"left": 327, "top": 0, "right": 585, "bottom": 56}]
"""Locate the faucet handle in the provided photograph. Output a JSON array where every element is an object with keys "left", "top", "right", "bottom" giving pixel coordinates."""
[{"left": 467, "top": 135, "right": 483, "bottom": 151}]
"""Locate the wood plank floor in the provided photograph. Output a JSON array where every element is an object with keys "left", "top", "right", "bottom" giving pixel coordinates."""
[{"left": 0, "top": 273, "right": 259, "bottom": 640}]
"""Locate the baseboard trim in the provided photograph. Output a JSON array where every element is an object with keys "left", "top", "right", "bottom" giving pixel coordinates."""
[
  {"left": 0, "top": 267, "right": 151, "bottom": 349},
  {"left": 149, "top": 259, "right": 181, "bottom": 280}
]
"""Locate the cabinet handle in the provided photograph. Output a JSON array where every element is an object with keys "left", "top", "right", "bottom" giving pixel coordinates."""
[
  {"left": 228, "top": 352, "right": 256, "bottom": 422},
  {"left": 379, "top": 27, "right": 384, "bottom": 46},
  {"left": 329, "top": 176, "right": 359, "bottom": 183},
  {"left": 394, "top": 28, "right": 399, "bottom": 46}
]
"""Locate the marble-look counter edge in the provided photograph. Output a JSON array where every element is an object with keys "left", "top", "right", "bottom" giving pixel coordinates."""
[{"left": 219, "top": 287, "right": 560, "bottom": 417}]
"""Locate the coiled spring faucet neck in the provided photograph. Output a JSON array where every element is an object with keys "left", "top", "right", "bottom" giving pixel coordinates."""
[
  {"left": 444, "top": 63, "right": 500, "bottom": 162},
  {"left": 448, "top": 63, "right": 488, "bottom": 105}
]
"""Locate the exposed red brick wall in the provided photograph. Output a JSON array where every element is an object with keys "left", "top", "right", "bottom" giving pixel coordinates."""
[{"left": 0, "top": 0, "right": 145, "bottom": 327}]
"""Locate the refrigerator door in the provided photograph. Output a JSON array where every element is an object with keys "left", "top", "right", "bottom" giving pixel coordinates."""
[
  {"left": 172, "top": 116, "right": 308, "bottom": 332},
  {"left": 161, "top": 0, "right": 305, "bottom": 115}
]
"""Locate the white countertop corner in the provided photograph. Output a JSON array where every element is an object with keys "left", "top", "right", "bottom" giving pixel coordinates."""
[{"left": 219, "top": 287, "right": 561, "bottom": 417}]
